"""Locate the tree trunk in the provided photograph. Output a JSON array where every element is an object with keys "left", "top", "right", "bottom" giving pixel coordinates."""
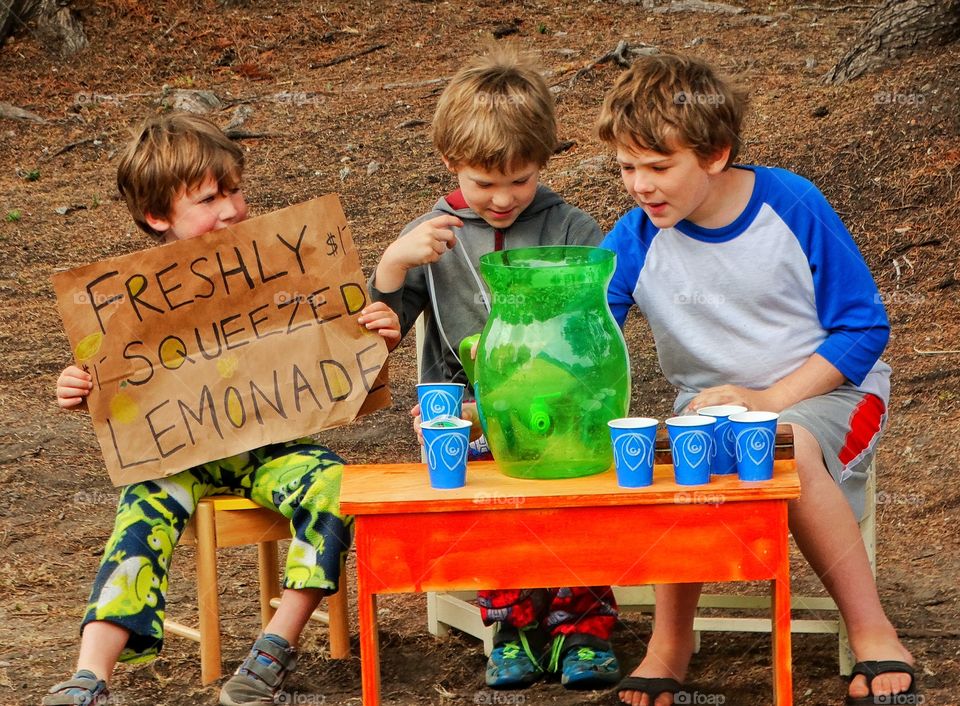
[
  {"left": 825, "top": 0, "right": 960, "bottom": 83},
  {"left": 0, "top": 0, "right": 87, "bottom": 56}
]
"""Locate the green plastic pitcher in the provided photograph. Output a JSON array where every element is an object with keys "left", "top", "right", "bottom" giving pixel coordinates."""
[{"left": 462, "top": 246, "right": 630, "bottom": 479}]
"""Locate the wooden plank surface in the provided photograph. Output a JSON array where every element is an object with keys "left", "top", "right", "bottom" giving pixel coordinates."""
[{"left": 341, "top": 458, "right": 799, "bottom": 515}]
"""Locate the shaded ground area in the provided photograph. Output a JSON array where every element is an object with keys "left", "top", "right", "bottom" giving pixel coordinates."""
[{"left": 1, "top": 1, "right": 958, "bottom": 704}]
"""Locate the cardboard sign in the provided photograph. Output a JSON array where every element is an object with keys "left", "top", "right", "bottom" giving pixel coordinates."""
[{"left": 53, "top": 195, "right": 390, "bottom": 486}]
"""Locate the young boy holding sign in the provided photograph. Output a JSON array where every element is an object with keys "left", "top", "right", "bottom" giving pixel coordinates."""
[
  {"left": 596, "top": 54, "right": 915, "bottom": 706},
  {"left": 47, "top": 113, "right": 399, "bottom": 706}
]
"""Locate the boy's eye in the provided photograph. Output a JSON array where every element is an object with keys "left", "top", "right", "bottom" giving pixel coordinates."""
[
  {"left": 652, "top": 166, "right": 669, "bottom": 173},
  {"left": 512, "top": 177, "right": 529, "bottom": 185}
]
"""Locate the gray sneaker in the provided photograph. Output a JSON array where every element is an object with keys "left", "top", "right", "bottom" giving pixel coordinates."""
[
  {"left": 42, "top": 670, "right": 110, "bottom": 705},
  {"left": 219, "top": 634, "right": 297, "bottom": 706}
]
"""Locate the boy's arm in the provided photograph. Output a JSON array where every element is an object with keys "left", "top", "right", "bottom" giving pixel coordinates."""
[
  {"left": 687, "top": 353, "right": 844, "bottom": 414},
  {"left": 600, "top": 217, "right": 644, "bottom": 327},
  {"left": 372, "top": 214, "right": 462, "bottom": 293},
  {"left": 777, "top": 170, "right": 890, "bottom": 385},
  {"left": 369, "top": 214, "right": 463, "bottom": 337},
  {"left": 691, "top": 175, "right": 889, "bottom": 414},
  {"left": 57, "top": 364, "right": 92, "bottom": 409}
]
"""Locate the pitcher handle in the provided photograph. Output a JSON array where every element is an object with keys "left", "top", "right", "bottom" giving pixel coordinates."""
[{"left": 459, "top": 334, "right": 482, "bottom": 387}]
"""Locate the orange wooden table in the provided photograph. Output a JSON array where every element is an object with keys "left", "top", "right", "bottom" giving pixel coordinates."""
[{"left": 341, "top": 454, "right": 800, "bottom": 705}]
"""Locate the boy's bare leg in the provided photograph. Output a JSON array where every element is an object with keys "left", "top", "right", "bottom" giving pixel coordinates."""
[
  {"left": 619, "top": 583, "right": 700, "bottom": 706},
  {"left": 75, "top": 620, "right": 129, "bottom": 682},
  {"left": 789, "top": 425, "right": 913, "bottom": 700},
  {"left": 263, "top": 587, "right": 324, "bottom": 647}
]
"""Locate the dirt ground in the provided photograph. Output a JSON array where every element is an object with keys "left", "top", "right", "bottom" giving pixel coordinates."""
[{"left": 1, "top": 1, "right": 958, "bottom": 704}]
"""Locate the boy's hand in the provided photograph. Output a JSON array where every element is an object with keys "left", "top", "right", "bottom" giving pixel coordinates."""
[
  {"left": 460, "top": 402, "right": 483, "bottom": 442},
  {"left": 57, "top": 365, "right": 93, "bottom": 410},
  {"left": 410, "top": 401, "right": 483, "bottom": 444},
  {"left": 358, "top": 302, "right": 401, "bottom": 350},
  {"left": 374, "top": 215, "right": 463, "bottom": 293},
  {"left": 410, "top": 403, "right": 425, "bottom": 445},
  {"left": 686, "top": 384, "right": 780, "bottom": 414}
]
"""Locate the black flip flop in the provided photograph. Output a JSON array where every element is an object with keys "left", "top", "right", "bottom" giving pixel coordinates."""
[
  {"left": 845, "top": 660, "right": 919, "bottom": 705},
  {"left": 616, "top": 676, "right": 683, "bottom": 701}
]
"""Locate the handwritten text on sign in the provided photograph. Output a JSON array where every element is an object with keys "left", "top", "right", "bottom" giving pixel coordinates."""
[{"left": 53, "top": 195, "right": 390, "bottom": 486}]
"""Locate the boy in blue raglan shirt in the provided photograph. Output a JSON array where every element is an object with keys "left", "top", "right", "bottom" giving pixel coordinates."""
[{"left": 596, "top": 54, "right": 918, "bottom": 706}]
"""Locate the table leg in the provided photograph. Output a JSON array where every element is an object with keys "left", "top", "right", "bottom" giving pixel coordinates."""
[
  {"left": 357, "top": 576, "right": 380, "bottom": 706},
  {"left": 771, "top": 571, "right": 793, "bottom": 705}
]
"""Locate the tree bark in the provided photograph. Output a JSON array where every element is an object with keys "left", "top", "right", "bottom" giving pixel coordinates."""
[
  {"left": 825, "top": 0, "right": 960, "bottom": 83},
  {"left": 0, "top": 0, "right": 87, "bottom": 56}
]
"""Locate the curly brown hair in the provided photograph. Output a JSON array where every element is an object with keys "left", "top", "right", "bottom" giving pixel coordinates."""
[
  {"left": 117, "top": 113, "right": 244, "bottom": 236},
  {"left": 597, "top": 53, "right": 748, "bottom": 168},
  {"left": 432, "top": 42, "right": 556, "bottom": 172}
]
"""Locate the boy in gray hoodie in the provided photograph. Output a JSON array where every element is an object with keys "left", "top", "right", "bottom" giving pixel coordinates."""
[{"left": 369, "top": 45, "right": 622, "bottom": 691}]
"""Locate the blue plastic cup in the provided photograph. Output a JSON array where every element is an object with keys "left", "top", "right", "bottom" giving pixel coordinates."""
[
  {"left": 421, "top": 418, "right": 472, "bottom": 489},
  {"left": 698, "top": 405, "right": 748, "bottom": 475},
  {"left": 417, "top": 383, "right": 465, "bottom": 423},
  {"left": 608, "top": 417, "right": 659, "bottom": 488},
  {"left": 730, "top": 411, "right": 779, "bottom": 481},
  {"left": 666, "top": 415, "right": 716, "bottom": 486}
]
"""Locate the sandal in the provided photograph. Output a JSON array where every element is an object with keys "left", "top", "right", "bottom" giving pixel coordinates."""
[
  {"left": 845, "top": 660, "right": 919, "bottom": 705},
  {"left": 42, "top": 670, "right": 110, "bottom": 706},
  {"left": 616, "top": 675, "right": 684, "bottom": 702}
]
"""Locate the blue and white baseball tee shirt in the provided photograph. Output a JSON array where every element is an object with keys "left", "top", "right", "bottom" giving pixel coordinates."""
[{"left": 602, "top": 166, "right": 891, "bottom": 413}]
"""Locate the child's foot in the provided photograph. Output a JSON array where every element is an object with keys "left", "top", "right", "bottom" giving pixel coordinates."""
[
  {"left": 617, "top": 635, "right": 694, "bottom": 706},
  {"left": 847, "top": 636, "right": 915, "bottom": 703},
  {"left": 42, "top": 670, "right": 110, "bottom": 705},
  {"left": 556, "top": 638, "right": 621, "bottom": 689},
  {"left": 219, "top": 634, "right": 297, "bottom": 706},
  {"left": 485, "top": 626, "right": 547, "bottom": 689}
]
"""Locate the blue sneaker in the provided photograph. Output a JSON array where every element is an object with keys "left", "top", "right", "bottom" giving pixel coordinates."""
[
  {"left": 555, "top": 639, "right": 622, "bottom": 689},
  {"left": 484, "top": 627, "right": 546, "bottom": 689}
]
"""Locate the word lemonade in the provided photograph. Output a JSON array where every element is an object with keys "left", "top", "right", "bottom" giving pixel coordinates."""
[{"left": 54, "top": 196, "right": 389, "bottom": 484}]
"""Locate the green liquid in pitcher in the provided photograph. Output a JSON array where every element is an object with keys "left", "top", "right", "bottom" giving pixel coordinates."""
[{"left": 473, "top": 246, "right": 631, "bottom": 479}]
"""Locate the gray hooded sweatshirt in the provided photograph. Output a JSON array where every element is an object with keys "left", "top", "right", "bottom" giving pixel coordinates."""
[{"left": 369, "top": 185, "right": 602, "bottom": 388}]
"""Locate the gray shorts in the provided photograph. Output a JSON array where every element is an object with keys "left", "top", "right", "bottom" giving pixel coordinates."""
[{"left": 779, "top": 385, "right": 887, "bottom": 521}]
